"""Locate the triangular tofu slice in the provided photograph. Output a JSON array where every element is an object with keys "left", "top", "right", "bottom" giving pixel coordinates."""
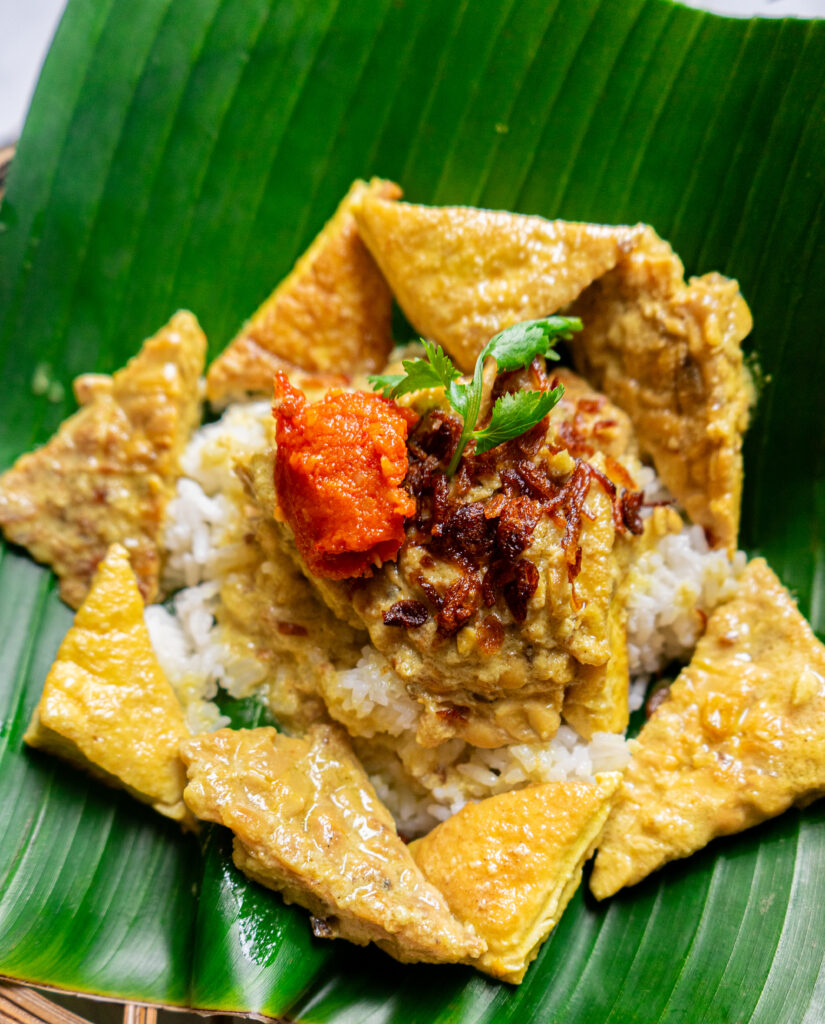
[
  {"left": 591, "top": 558, "right": 825, "bottom": 900},
  {"left": 24, "top": 544, "right": 191, "bottom": 824},
  {"left": 354, "top": 198, "right": 640, "bottom": 372},
  {"left": 562, "top": 601, "right": 629, "bottom": 739},
  {"left": 206, "top": 352, "right": 351, "bottom": 410},
  {"left": 410, "top": 775, "right": 621, "bottom": 983},
  {"left": 0, "top": 310, "right": 205, "bottom": 607},
  {"left": 73, "top": 373, "right": 113, "bottom": 405},
  {"left": 180, "top": 724, "right": 485, "bottom": 965},
  {"left": 570, "top": 227, "right": 753, "bottom": 553},
  {"left": 206, "top": 178, "right": 402, "bottom": 406},
  {"left": 563, "top": 506, "right": 685, "bottom": 738}
]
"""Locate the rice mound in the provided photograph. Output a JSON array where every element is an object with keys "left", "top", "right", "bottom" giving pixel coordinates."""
[
  {"left": 625, "top": 525, "right": 747, "bottom": 679},
  {"left": 149, "top": 400, "right": 747, "bottom": 836},
  {"left": 363, "top": 720, "right": 632, "bottom": 836},
  {"left": 163, "top": 401, "right": 272, "bottom": 590}
]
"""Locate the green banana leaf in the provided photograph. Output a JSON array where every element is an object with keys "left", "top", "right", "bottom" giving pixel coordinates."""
[{"left": 1, "top": 0, "right": 824, "bottom": 1019}]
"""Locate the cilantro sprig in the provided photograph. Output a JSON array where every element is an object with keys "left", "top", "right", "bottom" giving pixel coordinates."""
[{"left": 369, "top": 316, "right": 581, "bottom": 474}]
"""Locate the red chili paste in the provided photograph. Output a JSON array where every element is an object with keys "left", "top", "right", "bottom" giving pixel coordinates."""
[{"left": 272, "top": 373, "right": 417, "bottom": 579}]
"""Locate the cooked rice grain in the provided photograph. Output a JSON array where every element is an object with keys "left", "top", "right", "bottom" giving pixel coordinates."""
[{"left": 625, "top": 523, "right": 746, "bottom": 676}]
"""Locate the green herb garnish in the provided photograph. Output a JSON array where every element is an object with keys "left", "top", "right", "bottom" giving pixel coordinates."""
[{"left": 369, "top": 316, "right": 582, "bottom": 474}]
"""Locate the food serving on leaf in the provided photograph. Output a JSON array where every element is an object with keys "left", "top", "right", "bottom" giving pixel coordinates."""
[{"left": 4, "top": 179, "right": 824, "bottom": 985}]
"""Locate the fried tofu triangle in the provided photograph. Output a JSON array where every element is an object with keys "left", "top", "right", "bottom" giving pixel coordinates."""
[
  {"left": 354, "top": 198, "right": 640, "bottom": 372},
  {"left": 180, "top": 724, "right": 485, "bottom": 965},
  {"left": 570, "top": 227, "right": 753, "bottom": 554},
  {"left": 411, "top": 775, "right": 621, "bottom": 983},
  {"left": 563, "top": 506, "right": 685, "bottom": 739},
  {"left": 206, "top": 177, "right": 401, "bottom": 406},
  {"left": 0, "top": 310, "right": 205, "bottom": 607},
  {"left": 24, "top": 544, "right": 192, "bottom": 825},
  {"left": 591, "top": 558, "right": 825, "bottom": 900}
]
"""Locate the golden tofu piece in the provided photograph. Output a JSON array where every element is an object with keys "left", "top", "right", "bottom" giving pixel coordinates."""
[
  {"left": 354, "top": 198, "right": 640, "bottom": 371},
  {"left": 180, "top": 724, "right": 485, "bottom": 965},
  {"left": 73, "top": 373, "right": 113, "bottom": 405},
  {"left": 24, "top": 544, "right": 191, "bottom": 823},
  {"left": 206, "top": 178, "right": 401, "bottom": 405},
  {"left": 208, "top": 351, "right": 351, "bottom": 409},
  {"left": 562, "top": 597, "right": 629, "bottom": 739},
  {"left": 571, "top": 227, "right": 753, "bottom": 553},
  {"left": 411, "top": 775, "right": 621, "bottom": 983},
  {"left": 591, "top": 558, "right": 825, "bottom": 900},
  {"left": 562, "top": 506, "right": 684, "bottom": 739},
  {"left": 0, "top": 311, "right": 205, "bottom": 607}
]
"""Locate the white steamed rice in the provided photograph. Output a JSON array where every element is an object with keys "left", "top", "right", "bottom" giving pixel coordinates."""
[{"left": 625, "top": 525, "right": 746, "bottom": 678}]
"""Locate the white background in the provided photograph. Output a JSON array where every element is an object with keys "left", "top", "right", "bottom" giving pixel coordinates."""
[
  {"left": 1, "top": 0, "right": 824, "bottom": 147},
  {"left": 1, "top": 0, "right": 67, "bottom": 146}
]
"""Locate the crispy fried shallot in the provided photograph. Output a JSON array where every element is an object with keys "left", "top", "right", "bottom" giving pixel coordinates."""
[{"left": 402, "top": 404, "right": 643, "bottom": 633}]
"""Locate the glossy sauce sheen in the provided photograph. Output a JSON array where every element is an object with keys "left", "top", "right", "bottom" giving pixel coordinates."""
[
  {"left": 180, "top": 724, "right": 484, "bottom": 963},
  {"left": 591, "top": 557, "right": 825, "bottom": 898}
]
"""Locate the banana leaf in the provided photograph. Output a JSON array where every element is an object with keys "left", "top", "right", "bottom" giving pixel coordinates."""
[{"left": 1, "top": 0, "right": 824, "bottom": 1020}]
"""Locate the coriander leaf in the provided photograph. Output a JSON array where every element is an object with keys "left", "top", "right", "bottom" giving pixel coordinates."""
[
  {"left": 447, "top": 379, "right": 471, "bottom": 418},
  {"left": 445, "top": 347, "right": 487, "bottom": 473},
  {"left": 368, "top": 373, "right": 405, "bottom": 397},
  {"left": 421, "top": 338, "right": 463, "bottom": 387},
  {"left": 368, "top": 317, "right": 580, "bottom": 476},
  {"left": 368, "top": 338, "right": 460, "bottom": 399},
  {"left": 386, "top": 358, "right": 449, "bottom": 397},
  {"left": 480, "top": 316, "right": 582, "bottom": 371},
  {"left": 471, "top": 384, "right": 564, "bottom": 455}
]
